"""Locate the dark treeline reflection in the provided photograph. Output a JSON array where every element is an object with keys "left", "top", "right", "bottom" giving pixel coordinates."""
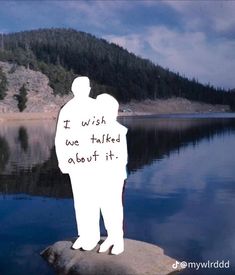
[
  {"left": 1, "top": 117, "right": 235, "bottom": 198},
  {"left": 18, "top": 126, "right": 29, "bottom": 152},
  {"left": 125, "top": 117, "right": 235, "bottom": 172},
  {"left": 0, "top": 147, "right": 72, "bottom": 198},
  {"left": 0, "top": 136, "right": 10, "bottom": 173}
]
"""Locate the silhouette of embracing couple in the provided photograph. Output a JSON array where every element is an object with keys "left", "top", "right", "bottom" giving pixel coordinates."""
[{"left": 55, "top": 76, "right": 128, "bottom": 255}]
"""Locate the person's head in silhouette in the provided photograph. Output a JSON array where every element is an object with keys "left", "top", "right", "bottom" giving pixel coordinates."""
[
  {"left": 96, "top": 93, "right": 119, "bottom": 122},
  {"left": 71, "top": 76, "right": 91, "bottom": 99}
]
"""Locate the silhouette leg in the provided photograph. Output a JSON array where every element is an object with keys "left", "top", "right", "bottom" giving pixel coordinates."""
[
  {"left": 70, "top": 174, "right": 100, "bottom": 250},
  {"left": 99, "top": 180, "right": 124, "bottom": 255}
]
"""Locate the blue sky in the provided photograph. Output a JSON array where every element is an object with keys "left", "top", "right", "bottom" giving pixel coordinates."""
[{"left": 1, "top": 0, "right": 235, "bottom": 90}]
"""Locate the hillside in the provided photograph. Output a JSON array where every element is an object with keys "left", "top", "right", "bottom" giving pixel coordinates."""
[
  {"left": 0, "top": 60, "right": 231, "bottom": 117},
  {"left": 0, "top": 28, "right": 234, "bottom": 110},
  {"left": 0, "top": 61, "right": 71, "bottom": 113}
]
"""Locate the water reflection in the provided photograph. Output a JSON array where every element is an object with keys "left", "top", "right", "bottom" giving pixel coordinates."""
[
  {"left": 0, "top": 120, "right": 56, "bottom": 174},
  {"left": 0, "top": 136, "right": 10, "bottom": 173},
  {"left": 1, "top": 117, "right": 235, "bottom": 199},
  {"left": 18, "top": 127, "right": 29, "bottom": 152},
  {"left": 1, "top": 115, "right": 235, "bottom": 275},
  {"left": 125, "top": 117, "right": 235, "bottom": 172},
  {"left": 123, "top": 117, "right": 235, "bottom": 275}
]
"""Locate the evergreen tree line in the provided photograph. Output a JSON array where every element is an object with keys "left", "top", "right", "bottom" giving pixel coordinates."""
[
  {"left": 0, "top": 67, "right": 8, "bottom": 100},
  {"left": 0, "top": 28, "right": 235, "bottom": 109}
]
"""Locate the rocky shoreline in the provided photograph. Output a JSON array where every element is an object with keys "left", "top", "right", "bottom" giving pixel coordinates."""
[
  {"left": 0, "top": 61, "right": 232, "bottom": 121},
  {"left": 0, "top": 111, "right": 58, "bottom": 122},
  {"left": 1, "top": 96, "right": 232, "bottom": 122},
  {"left": 41, "top": 238, "right": 183, "bottom": 275}
]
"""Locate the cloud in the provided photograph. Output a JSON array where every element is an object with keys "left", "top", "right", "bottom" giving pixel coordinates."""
[
  {"left": 164, "top": 1, "right": 235, "bottom": 36},
  {"left": 105, "top": 33, "right": 146, "bottom": 57},
  {"left": 1, "top": 0, "right": 235, "bottom": 88},
  {"left": 54, "top": 0, "right": 132, "bottom": 33},
  {"left": 105, "top": 25, "right": 235, "bottom": 89},
  {"left": 127, "top": 133, "right": 235, "bottom": 195}
]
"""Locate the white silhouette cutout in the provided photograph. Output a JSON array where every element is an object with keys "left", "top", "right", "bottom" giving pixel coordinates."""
[{"left": 55, "top": 77, "right": 128, "bottom": 255}]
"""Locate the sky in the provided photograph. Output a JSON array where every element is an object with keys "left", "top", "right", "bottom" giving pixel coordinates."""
[{"left": 0, "top": 0, "right": 235, "bottom": 90}]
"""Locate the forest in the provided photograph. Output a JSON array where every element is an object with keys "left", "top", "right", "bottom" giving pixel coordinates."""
[{"left": 0, "top": 28, "right": 235, "bottom": 109}]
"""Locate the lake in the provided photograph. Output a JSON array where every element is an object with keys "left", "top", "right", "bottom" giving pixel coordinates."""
[{"left": 0, "top": 113, "right": 235, "bottom": 275}]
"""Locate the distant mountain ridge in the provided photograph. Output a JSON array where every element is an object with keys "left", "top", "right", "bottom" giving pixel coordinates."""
[{"left": 0, "top": 28, "right": 235, "bottom": 109}]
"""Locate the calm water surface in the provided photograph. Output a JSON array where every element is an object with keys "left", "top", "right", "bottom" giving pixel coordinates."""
[{"left": 0, "top": 114, "right": 235, "bottom": 275}]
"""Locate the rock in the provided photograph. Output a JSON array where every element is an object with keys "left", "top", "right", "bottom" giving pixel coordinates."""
[
  {"left": 0, "top": 61, "right": 72, "bottom": 113},
  {"left": 41, "top": 238, "right": 183, "bottom": 275}
]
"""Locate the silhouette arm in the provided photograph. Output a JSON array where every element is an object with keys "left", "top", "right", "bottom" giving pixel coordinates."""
[
  {"left": 55, "top": 107, "right": 69, "bottom": 173},
  {"left": 116, "top": 125, "right": 128, "bottom": 179}
]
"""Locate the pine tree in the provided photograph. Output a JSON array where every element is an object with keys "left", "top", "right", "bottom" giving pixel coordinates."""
[
  {"left": 16, "top": 84, "right": 28, "bottom": 112},
  {"left": 0, "top": 67, "right": 7, "bottom": 100}
]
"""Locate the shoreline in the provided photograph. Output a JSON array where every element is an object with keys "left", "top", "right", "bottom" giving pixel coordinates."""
[
  {"left": 0, "top": 112, "right": 58, "bottom": 122},
  {"left": 0, "top": 110, "right": 234, "bottom": 122},
  {"left": 1, "top": 97, "right": 232, "bottom": 121}
]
